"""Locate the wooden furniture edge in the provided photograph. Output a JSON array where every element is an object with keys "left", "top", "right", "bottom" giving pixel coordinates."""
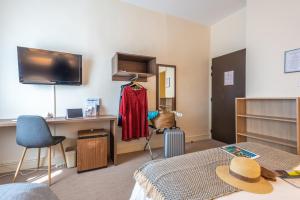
[
  {"left": 0, "top": 115, "right": 117, "bottom": 127},
  {"left": 236, "top": 97, "right": 298, "bottom": 100},
  {"left": 237, "top": 132, "right": 297, "bottom": 148},
  {"left": 297, "top": 98, "right": 300, "bottom": 154},
  {"left": 237, "top": 114, "right": 297, "bottom": 123}
]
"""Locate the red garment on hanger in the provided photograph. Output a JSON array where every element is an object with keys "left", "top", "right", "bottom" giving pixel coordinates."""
[{"left": 120, "top": 86, "right": 149, "bottom": 141}]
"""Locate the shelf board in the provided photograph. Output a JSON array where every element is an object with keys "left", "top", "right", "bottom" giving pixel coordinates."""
[
  {"left": 117, "top": 52, "right": 156, "bottom": 62},
  {"left": 112, "top": 71, "right": 155, "bottom": 82},
  {"left": 237, "top": 132, "right": 297, "bottom": 148},
  {"left": 236, "top": 97, "right": 297, "bottom": 100},
  {"left": 114, "top": 71, "right": 154, "bottom": 77},
  {"left": 237, "top": 114, "right": 296, "bottom": 123}
]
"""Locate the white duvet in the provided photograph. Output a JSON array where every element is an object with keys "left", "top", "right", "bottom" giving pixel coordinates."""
[{"left": 130, "top": 178, "right": 300, "bottom": 200}]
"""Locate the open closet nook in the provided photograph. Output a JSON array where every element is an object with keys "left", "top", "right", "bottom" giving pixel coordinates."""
[{"left": 112, "top": 52, "right": 157, "bottom": 141}]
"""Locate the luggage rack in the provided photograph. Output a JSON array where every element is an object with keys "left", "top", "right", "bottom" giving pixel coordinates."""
[
  {"left": 144, "top": 111, "right": 183, "bottom": 159},
  {"left": 143, "top": 125, "right": 162, "bottom": 160},
  {"left": 144, "top": 125, "right": 179, "bottom": 160}
]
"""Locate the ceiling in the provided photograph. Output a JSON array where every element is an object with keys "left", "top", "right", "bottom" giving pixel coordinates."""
[{"left": 121, "top": 0, "right": 246, "bottom": 26}]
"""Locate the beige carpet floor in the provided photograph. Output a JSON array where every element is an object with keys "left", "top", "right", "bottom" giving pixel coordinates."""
[{"left": 0, "top": 139, "right": 225, "bottom": 200}]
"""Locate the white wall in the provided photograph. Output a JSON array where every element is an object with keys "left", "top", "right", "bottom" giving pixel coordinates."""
[
  {"left": 159, "top": 67, "right": 175, "bottom": 98},
  {"left": 210, "top": 8, "right": 246, "bottom": 58},
  {"left": 0, "top": 0, "right": 210, "bottom": 171},
  {"left": 165, "top": 68, "right": 175, "bottom": 98},
  {"left": 246, "top": 0, "right": 300, "bottom": 97}
]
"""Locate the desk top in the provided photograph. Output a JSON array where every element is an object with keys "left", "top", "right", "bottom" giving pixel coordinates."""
[{"left": 0, "top": 115, "right": 117, "bottom": 128}]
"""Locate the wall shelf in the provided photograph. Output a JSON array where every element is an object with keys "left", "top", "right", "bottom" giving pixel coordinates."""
[
  {"left": 112, "top": 52, "right": 157, "bottom": 82},
  {"left": 237, "top": 132, "right": 297, "bottom": 148},
  {"left": 237, "top": 114, "right": 296, "bottom": 123},
  {"left": 236, "top": 97, "right": 300, "bottom": 154}
]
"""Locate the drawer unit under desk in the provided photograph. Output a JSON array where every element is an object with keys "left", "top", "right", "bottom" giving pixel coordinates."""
[{"left": 77, "top": 129, "right": 108, "bottom": 173}]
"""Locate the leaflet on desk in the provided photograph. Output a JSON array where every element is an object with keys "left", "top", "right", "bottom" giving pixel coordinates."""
[{"left": 85, "top": 98, "right": 101, "bottom": 117}]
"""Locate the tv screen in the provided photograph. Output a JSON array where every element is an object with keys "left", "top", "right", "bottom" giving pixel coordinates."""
[{"left": 17, "top": 47, "right": 82, "bottom": 85}]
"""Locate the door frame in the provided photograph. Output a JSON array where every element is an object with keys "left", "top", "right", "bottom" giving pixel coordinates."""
[{"left": 211, "top": 49, "right": 246, "bottom": 144}]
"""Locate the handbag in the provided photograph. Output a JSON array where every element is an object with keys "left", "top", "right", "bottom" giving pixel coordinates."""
[{"left": 152, "top": 110, "right": 175, "bottom": 129}]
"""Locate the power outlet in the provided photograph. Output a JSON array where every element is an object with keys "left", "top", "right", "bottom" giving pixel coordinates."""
[{"left": 297, "top": 80, "right": 300, "bottom": 87}]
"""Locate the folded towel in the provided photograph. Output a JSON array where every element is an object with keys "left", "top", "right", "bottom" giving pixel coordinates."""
[{"left": 148, "top": 111, "right": 159, "bottom": 120}]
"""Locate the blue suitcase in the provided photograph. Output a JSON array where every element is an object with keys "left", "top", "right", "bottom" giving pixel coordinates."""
[{"left": 164, "top": 128, "right": 185, "bottom": 158}]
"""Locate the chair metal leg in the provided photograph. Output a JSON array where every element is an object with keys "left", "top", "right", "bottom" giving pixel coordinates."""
[
  {"left": 37, "top": 148, "right": 41, "bottom": 169},
  {"left": 13, "top": 147, "right": 27, "bottom": 183},
  {"left": 48, "top": 146, "right": 51, "bottom": 186},
  {"left": 148, "top": 143, "right": 153, "bottom": 160},
  {"left": 144, "top": 129, "right": 156, "bottom": 159},
  {"left": 60, "top": 142, "right": 67, "bottom": 168},
  {"left": 144, "top": 129, "right": 154, "bottom": 151},
  {"left": 143, "top": 140, "right": 149, "bottom": 151}
]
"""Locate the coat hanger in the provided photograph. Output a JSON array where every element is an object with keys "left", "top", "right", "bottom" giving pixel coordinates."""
[{"left": 129, "top": 74, "right": 143, "bottom": 89}]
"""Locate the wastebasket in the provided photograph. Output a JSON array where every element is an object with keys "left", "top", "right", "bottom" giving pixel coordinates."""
[{"left": 65, "top": 146, "right": 76, "bottom": 168}]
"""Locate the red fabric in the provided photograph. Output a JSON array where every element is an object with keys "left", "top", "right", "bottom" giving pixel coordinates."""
[{"left": 120, "top": 86, "right": 149, "bottom": 141}]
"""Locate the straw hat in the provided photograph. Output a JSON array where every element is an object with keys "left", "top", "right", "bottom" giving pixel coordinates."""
[{"left": 216, "top": 157, "right": 273, "bottom": 194}]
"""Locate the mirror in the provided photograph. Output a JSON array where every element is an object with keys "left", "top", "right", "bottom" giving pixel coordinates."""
[{"left": 156, "top": 64, "right": 176, "bottom": 111}]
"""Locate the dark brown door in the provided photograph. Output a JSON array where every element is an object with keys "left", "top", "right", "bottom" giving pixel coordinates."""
[{"left": 211, "top": 49, "right": 246, "bottom": 144}]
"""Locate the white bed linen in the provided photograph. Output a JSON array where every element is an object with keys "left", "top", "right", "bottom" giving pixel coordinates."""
[{"left": 130, "top": 178, "right": 300, "bottom": 200}]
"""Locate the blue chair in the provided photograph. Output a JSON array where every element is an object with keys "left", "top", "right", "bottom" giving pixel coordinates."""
[{"left": 13, "top": 116, "right": 67, "bottom": 185}]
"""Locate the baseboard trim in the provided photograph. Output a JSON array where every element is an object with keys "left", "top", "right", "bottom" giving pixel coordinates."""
[
  {"left": 0, "top": 155, "right": 65, "bottom": 174},
  {"left": 118, "top": 133, "right": 210, "bottom": 155},
  {"left": 186, "top": 134, "right": 210, "bottom": 143},
  {"left": 0, "top": 158, "right": 46, "bottom": 174}
]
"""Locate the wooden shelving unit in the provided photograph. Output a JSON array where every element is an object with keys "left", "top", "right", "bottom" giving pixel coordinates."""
[
  {"left": 236, "top": 97, "right": 300, "bottom": 154},
  {"left": 112, "top": 52, "right": 156, "bottom": 82}
]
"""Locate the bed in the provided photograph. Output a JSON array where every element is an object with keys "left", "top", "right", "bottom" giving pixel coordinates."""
[{"left": 130, "top": 142, "right": 300, "bottom": 200}]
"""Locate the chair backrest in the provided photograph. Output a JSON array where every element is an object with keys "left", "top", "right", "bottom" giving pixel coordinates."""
[{"left": 16, "top": 115, "right": 53, "bottom": 148}]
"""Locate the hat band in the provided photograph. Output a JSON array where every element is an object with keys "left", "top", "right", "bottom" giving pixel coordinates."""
[{"left": 229, "top": 168, "right": 260, "bottom": 183}]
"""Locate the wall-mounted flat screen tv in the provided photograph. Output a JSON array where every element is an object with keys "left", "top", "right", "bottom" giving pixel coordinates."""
[{"left": 17, "top": 47, "right": 82, "bottom": 85}]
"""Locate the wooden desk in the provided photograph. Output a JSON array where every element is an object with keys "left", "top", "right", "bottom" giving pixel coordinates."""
[{"left": 0, "top": 115, "right": 119, "bottom": 165}]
